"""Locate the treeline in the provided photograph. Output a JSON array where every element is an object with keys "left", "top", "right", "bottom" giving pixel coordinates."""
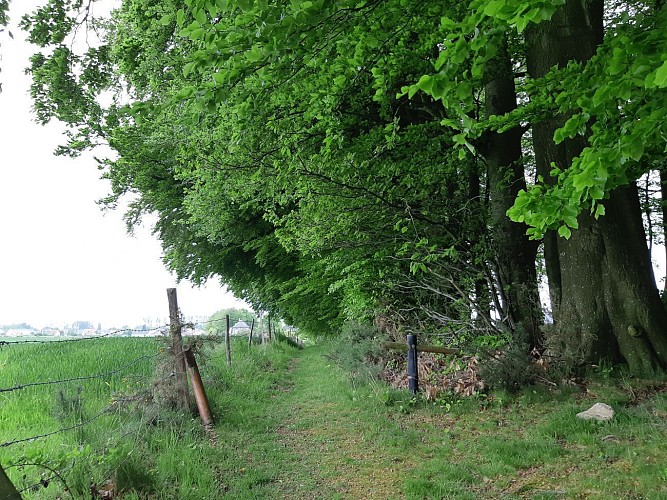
[{"left": 11, "top": 0, "right": 667, "bottom": 373}]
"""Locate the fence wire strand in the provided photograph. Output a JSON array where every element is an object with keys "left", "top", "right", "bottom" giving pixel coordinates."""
[
  {"left": 0, "top": 406, "right": 113, "bottom": 449},
  {"left": 0, "top": 352, "right": 161, "bottom": 394}
]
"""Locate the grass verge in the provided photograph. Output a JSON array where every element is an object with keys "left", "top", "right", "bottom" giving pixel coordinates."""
[{"left": 2, "top": 338, "right": 666, "bottom": 498}]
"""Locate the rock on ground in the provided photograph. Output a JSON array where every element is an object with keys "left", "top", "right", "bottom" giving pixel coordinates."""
[{"left": 576, "top": 402, "right": 615, "bottom": 422}]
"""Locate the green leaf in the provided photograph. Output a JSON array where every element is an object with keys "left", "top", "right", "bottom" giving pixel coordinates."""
[
  {"left": 440, "top": 16, "right": 456, "bottom": 29},
  {"left": 652, "top": 60, "right": 667, "bottom": 88},
  {"left": 415, "top": 74, "right": 434, "bottom": 94},
  {"left": 628, "top": 140, "right": 644, "bottom": 161},
  {"left": 515, "top": 15, "right": 529, "bottom": 34},
  {"left": 191, "top": 28, "right": 205, "bottom": 39},
  {"left": 237, "top": 0, "right": 254, "bottom": 12},
  {"left": 558, "top": 225, "right": 572, "bottom": 239},
  {"left": 590, "top": 186, "right": 604, "bottom": 200},
  {"left": 594, "top": 204, "right": 606, "bottom": 218},
  {"left": 563, "top": 215, "right": 579, "bottom": 229},
  {"left": 193, "top": 8, "right": 207, "bottom": 25},
  {"left": 483, "top": 0, "right": 504, "bottom": 17},
  {"left": 183, "top": 61, "right": 196, "bottom": 77},
  {"left": 245, "top": 45, "right": 264, "bottom": 62}
]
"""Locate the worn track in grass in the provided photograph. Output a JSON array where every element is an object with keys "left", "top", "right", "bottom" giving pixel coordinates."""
[
  {"left": 270, "top": 353, "right": 410, "bottom": 499},
  {"left": 233, "top": 344, "right": 667, "bottom": 499}
]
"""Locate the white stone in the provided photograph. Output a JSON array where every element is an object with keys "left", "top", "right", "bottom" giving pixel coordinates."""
[{"left": 576, "top": 402, "right": 615, "bottom": 422}]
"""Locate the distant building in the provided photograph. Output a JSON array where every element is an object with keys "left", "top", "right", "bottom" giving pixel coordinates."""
[
  {"left": 230, "top": 320, "right": 251, "bottom": 336},
  {"left": 40, "top": 327, "right": 62, "bottom": 337},
  {"left": 5, "top": 328, "right": 35, "bottom": 337}
]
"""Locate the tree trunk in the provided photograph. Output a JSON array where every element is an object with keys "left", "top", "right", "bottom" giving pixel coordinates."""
[
  {"left": 484, "top": 39, "right": 542, "bottom": 347},
  {"left": 468, "top": 164, "right": 492, "bottom": 325},
  {"left": 527, "top": 0, "right": 667, "bottom": 372},
  {"left": 660, "top": 167, "right": 667, "bottom": 298}
]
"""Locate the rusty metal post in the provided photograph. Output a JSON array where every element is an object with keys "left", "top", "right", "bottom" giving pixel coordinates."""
[
  {"left": 183, "top": 347, "right": 214, "bottom": 430},
  {"left": 225, "top": 314, "right": 231, "bottom": 366},
  {"left": 167, "top": 288, "right": 190, "bottom": 410},
  {"left": 407, "top": 334, "right": 419, "bottom": 394}
]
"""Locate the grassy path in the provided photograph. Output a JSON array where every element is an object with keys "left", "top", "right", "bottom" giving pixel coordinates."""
[
  {"left": 214, "top": 344, "right": 416, "bottom": 499},
  {"left": 270, "top": 351, "right": 413, "bottom": 499},
  {"left": 213, "top": 342, "right": 667, "bottom": 499}
]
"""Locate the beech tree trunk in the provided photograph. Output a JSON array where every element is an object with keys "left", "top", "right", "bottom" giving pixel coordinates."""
[
  {"left": 660, "top": 168, "right": 667, "bottom": 298},
  {"left": 484, "top": 40, "right": 542, "bottom": 347},
  {"left": 527, "top": 0, "right": 667, "bottom": 372}
]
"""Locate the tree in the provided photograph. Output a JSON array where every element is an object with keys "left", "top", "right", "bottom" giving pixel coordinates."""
[
  {"left": 206, "top": 308, "right": 254, "bottom": 335},
  {"left": 410, "top": 0, "right": 667, "bottom": 372},
  {"left": 20, "top": 0, "right": 667, "bottom": 371},
  {"left": 20, "top": 0, "right": 494, "bottom": 339},
  {"left": 523, "top": 0, "right": 667, "bottom": 372}
]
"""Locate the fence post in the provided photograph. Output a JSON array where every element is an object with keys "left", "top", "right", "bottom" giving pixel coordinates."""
[
  {"left": 0, "top": 464, "right": 21, "bottom": 500},
  {"left": 268, "top": 315, "right": 272, "bottom": 342},
  {"left": 183, "top": 346, "right": 214, "bottom": 431},
  {"left": 407, "top": 334, "right": 419, "bottom": 394},
  {"left": 167, "top": 288, "right": 190, "bottom": 410},
  {"left": 248, "top": 318, "right": 255, "bottom": 347},
  {"left": 225, "top": 315, "right": 231, "bottom": 366}
]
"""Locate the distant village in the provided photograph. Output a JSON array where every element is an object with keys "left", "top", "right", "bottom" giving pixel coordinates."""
[
  {"left": 0, "top": 318, "right": 209, "bottom": 339},
  {"left": 0, "top": 315, "right": 280, "bottom": 340}
]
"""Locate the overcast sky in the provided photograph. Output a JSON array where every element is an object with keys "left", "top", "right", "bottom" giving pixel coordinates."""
[{"left": 0, "top": 1, "right": 248, "bottom": 329}]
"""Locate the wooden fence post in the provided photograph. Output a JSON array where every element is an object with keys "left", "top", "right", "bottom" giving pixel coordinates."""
[
  {"left": 407, "top": 334, "right": 419, "bottom": 394},
  {"left": 183, "top": 347, "right": 214, "bottom": 431},
  {"left": 267, "top": 315, "right": 272, "bottom": 342},
  {"left": 167, "top": 288, "right": 190, "bottom": 410},
  {"left": 248, "top": 318, "right": 255, "bottom": 347},
  {"left": 225, "top": 315, "right": 231, "bottom": 366},
  {"left": 0, "top": 463, "right": 21, "bottom": 500}
]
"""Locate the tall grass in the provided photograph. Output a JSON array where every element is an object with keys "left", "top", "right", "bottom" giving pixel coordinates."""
[
  {"left": 0, "top": 336, "right": 301, "bottom": 498},
  {"left": 0, "top": 338, "right": 159, "bottom": 497}
]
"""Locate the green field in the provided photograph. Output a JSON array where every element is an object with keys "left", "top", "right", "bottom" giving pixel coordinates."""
[{"left": 1, "top": 338, "right": 666, "bottom": 499}]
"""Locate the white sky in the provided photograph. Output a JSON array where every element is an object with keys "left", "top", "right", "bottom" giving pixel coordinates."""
[{"left": 0, "top": 1, "right": 248, "bottom": 329}]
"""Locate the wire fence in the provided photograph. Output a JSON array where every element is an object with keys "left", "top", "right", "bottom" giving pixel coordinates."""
[
  {"left": 0, "top": 315, "right": 233, "bottom": 348},
  {"left": 0, "top": 312, "right": 180, "bottom": 498},
  {"left": 0, "top": 295, "right": 295, "bottom": 498}
]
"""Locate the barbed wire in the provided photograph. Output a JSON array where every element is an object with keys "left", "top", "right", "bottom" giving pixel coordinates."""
[
  {"left": 0, "top": 315, "right": 243, "bottom": 347},
  {"left": 0, "top": 313, "right": 270, "bottom": 349},
  {"left": 0, "top": 308, "right": 239, "bottom": 496},
  {"left": 10, "top": 461, "right": 75, "bottom": 498},
  {"left": 6, "top": 381, "right": 173, "bottom": 499},
  {"left": 0, "top": 406, "right": 112, "bottom": 449},
  {"left": 0, "top": 352, "right": 161, "bottom": 394},
  {"left": 0, "top": 324, "right": 169, "bottom": 347}
]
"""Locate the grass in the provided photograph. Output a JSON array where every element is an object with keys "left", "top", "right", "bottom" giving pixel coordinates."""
[{"left": 1, "top": 337, "right": 666, "bottom": 498}]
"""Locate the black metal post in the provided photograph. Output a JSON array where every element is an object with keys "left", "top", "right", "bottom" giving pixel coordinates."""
[{"left": 407, "top": 334, "right": 418, "bottom": 394}]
